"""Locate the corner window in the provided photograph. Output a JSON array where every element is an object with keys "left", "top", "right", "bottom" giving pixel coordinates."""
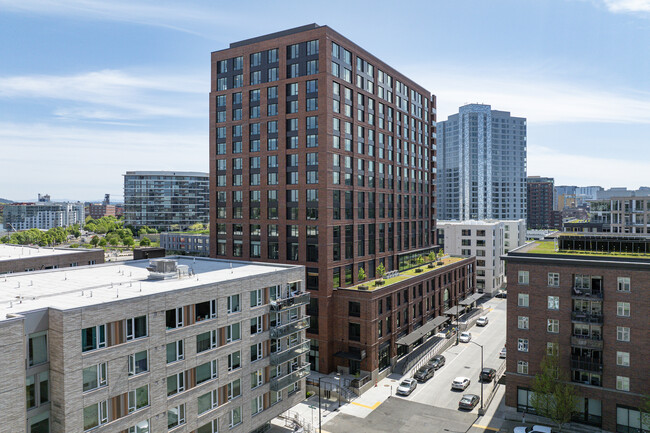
[{"left": 28, "top": 331, "right": 48, "bottom": 365}]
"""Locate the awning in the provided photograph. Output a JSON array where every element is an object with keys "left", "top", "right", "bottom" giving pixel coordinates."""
[
  {"left": 396, "top": 315, "right": 449, "bottom": 346},
  {"left": 443, "top": 306, "right": 463, "bottom": 316},
  {"left": 333, "top": 350, "right": 366, "bottom": 361},
  {"left": 459, "top": 292, "right": 484, "bottom": 306}
]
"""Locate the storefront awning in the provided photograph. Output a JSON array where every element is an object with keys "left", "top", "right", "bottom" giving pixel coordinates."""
[
  {"left": 396, "top": 315, "right": 449, "bottom": 346},
  {"left": 459, "top": 292, "right": 484, "bottom": 306},
  {"left": 333, "top": 350, "right": 366, "bottom": 361}
]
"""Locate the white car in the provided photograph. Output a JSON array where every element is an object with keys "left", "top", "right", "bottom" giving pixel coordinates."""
[
  {"left": 459, "top": 332, "right": 472, "bottom": 343},
  {"left": 476, "top": 316, "right": 489, "bottom": 326},
  {"left": 396, "top": 378, "right": 417, "bottom": 396},
  {"left": 451, "top": 376, "right": 471, "bottom": 390},
  {"left": 499, "top": 347, "right": 507, "bottom": 358},
  {"left": 513, "top": 425, "right": 552, "bottom": 433}
]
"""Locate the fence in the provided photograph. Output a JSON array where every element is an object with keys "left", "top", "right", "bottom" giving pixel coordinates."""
[
  {"left": 479, "top": 359, "right": 506, "bottom": 415},
  {"left": 305, "top": 377, "right": 356, "bottom": 402},
  {"left": 399, "top": 335, "right": 456, "bottom": 377},
  {"left": 280, "top": 409, "right": 315, "bottom": 433}
]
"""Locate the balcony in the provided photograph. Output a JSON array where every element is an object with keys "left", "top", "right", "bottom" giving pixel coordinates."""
[
  {"left": 571, "top": 335, "right": 603, "bottom": 350},
  {"left": 270, "top": 340, "right": 310, "bottom": 365},
  {"left": 270, "top": 317, "right": 310, "bottom": 339},
  {"left": 270, "top": 362, "right": 310, "bottom": 391},
  {"left": 270, "top": 292, "right": 310, "bottom": 311},
  {"left": 571, "top": 311, "right": 603, "bottom": 324},
  {"left": 572, "top": 288, "right": 603, "bottom": 300},
  {"left": 571, "top": 356, "right": 603, "bottom": 373}
]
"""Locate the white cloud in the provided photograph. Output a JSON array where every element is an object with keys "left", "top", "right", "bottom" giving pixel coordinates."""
[
  {"left": 407, "top": 65, "right": 650, "bottom": 124},
  {"left": 602, "top": 0, "right": 650, "bottom": 13},
  {"left": 0, "top": 69, "right": 206, "bottom": 121}
]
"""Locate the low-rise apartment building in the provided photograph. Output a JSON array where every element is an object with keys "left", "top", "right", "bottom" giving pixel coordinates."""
[
  {"left": 3, "top": 202, "right": 85, "bottom": 231},
  {"left": 0, "top": 257, "right": 308, "bottom": 433},
  {"left": 503, "top": 235, "right": 650, "bottom": 432},
  {"left": 161, "top": 233, "right": 210, "bottom": 257},
  {"left": 0, "top": 244, "right": 104, "bottom": 274}
]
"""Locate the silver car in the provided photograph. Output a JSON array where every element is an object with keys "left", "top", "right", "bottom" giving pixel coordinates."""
[
  {"left": 451, "top": 376, "right": 470, "bottom": 390},
  {"left": 396, "top": 378, "right": 417, "bottom": 396}
]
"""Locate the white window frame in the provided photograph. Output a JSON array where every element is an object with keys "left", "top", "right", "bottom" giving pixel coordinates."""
[
  {"left": 251, "top": 288, "right": 263, "bottom": 308},
  {"left": 228, "top": 406, "right": 242, "bottom": 428},
  {"left": 617, "top": 302, "right": 630, "bottom": 317},
  {"left": 128, "top": 350, "right": 148, "bottom": 376},
  {"left": 251, "top": 316, "right": 263, "bottom": 335},
  {"left": 616, "top": 376, "right": 630, "bottom": 391},
  {"left": 617, "top": 351, "right": 630, "bottom": 367},
  {"left": 83, "top": 362, "right": 107, "bottom": 392},
  {"left": 168, "top": 307, "right": 184, "bottom": 329},
  {"left": 251, "top": 342, "right": 263, "bottom": 362},
  {"left": 617, "top": 326, "right": 630, "bottom": 342},
  {"left": 517, "top": 361, "right": 528, "bottom": 374},
  {"left": 547, "top": 296, "right": 559, "bottom": 310},
  {"left": 83, "top": 325, "right": 106, "bottom": 352},
  {"left": 168, "top": 372, "right": 185, "bottom": 395},
  {"left": 168, "top": 403, "right": 186, "bottom": 428},
  {"left": 518, "top": 271, "right": 529, "bottom": 285},
  {"left": 167, "top": 340, "right": 184, "bottom": 363},
  {"left": 517, "top": 338, "right": 528, "bottom": 352},
  {"left": 197, "top": 330, "right": 218, "bottom": 353},
  {"left": 547, "top": 319, "right": 559, "bottom": 333},
  {"left": 518, "top": 293, "right": 529, "bottom": 307},
  {"left": 226, "top": 322, "right": 241, "bottom": 343},
  {"left": 547, "top": 272, "right": 560, "bottom": 287},
  {"left": 227, "top": 378, "right": 242, "bottom": 401},
  {"left": 127, "top": 384, "right": 149, "bottom": 413},
  {"left": 252, "top": 394, "right": 263, "bottom": 415},
  {"left": 547, "top": 342, "right": 558, "bottom": 356},
  {"left": 126, "top": 315, "right": 147, "bottom": 341},
  {"left": 617, "top": 277, "right": 630, "bottom": 292},
  {"left": 251, "top": 368, "right": 264, "bottom": 389},
  {"left": 127, "top": 420, "right": 149, "bottom": 433},
  {"left": 228, "top": 350, "right": 241, "bottom": 371},
  {"left": 518, "top": 316, "right": 529, "bottom": 330},
  {"left": 228, "top": 294, "right": 241, "bottom": 314}
]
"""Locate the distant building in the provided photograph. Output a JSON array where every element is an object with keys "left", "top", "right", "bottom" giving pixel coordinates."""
[
  {"left": 437, "top": 104, "right": 527, "bottom": 221},
  {"left": 37, "top": 193, "right": 50, "bottom": 202},
  {"left": 0, "top": 244, "right": 104, "bottom": 274},
  {"left": 161, "top": 233, "right": 210, "bottom": 256},
  {"left": 588, "top": 191, "right": 650, "bottom": 234},
  {"left": 3, "top": 202, "right": 85, "bottom": 231},
  {"left": 0, "top": 256, "right": 308, "bottom": 433},
  {"left": 87, "top": 203, "right": 117, "bottom": 220},
  {"left": 527, "top": 176, "right": 554, "bottom": 229},
  {"left": 123, "top": 171, "right": 209, "bottom": 231}
]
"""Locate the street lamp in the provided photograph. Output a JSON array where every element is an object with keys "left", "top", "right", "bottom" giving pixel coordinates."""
[
  {"left": 469, "top": 340, "right": 484, "bottom": 414},
  {"left": 456, "top": 301, "right": 460, "bottom": 345},
  {"left": 318, "top": 376, "right": 323, "bottom": 433}
]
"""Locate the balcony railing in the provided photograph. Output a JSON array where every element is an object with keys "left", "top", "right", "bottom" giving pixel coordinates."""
[
  {"left": 572, "top": 288, "right": 603, "bottom": 299},
  {"left": 571, "top": 311, "right": 604, "bottom": 324},
  {"left": 270, "top": 317, "right": 310, "bottom": 339},
  {"left": 270, "top": 362, "right": 310, "bottom": 391},
  {"left": 571, "top": 356, "right": 603, "bottom": 373},
  {"left": 270, "top": 340, "right": 310, "bottom": 365},
  {"left": 571, "top": 335, "right": 603, "bottom": 350},
  {"left": 270, "top": 292, "right": 310, "bottom": 311}
]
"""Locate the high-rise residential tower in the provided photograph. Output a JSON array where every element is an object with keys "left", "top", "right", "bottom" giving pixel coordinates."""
[
  {"left": 527, "top": 176, "right": 555, "bottom": 229},
  {"left": 209, "top": 24, "right": 476, "bottom": 380},
  {"left": 437, "top": 104, "right": 527, "bottom": 221}
]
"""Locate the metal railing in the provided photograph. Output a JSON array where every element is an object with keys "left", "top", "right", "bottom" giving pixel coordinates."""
[
  {"left": 270, "top": 340, "right": 310, "bottom": 365},
  {"left": 270, "top": 317, "right": 310, "bottom": 339},
  {"left": 270, "top": 292, "right": 310, "bottom": 311},
  {"left": 270, "top": 362, "right": 310, "bottom": 391},
  {"left": 571, "top": 335, "right": 604, "bottom": 350},
  {"left": 572, "top": 288, "right": 603, "bottom": 299},
  {"left": 571, "top": 356, "right": 603, "bottom": 372},
  {"left": 571, "top": 311, "right": 603, "bottom": 324}
]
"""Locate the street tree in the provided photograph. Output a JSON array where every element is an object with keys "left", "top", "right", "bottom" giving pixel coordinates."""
[{"left": 530, "top": 351, "right": 578, "bottom": 431}]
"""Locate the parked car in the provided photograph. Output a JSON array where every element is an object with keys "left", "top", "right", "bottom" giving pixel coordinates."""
[
  {"left": 513, "top": 425, "right": 552, "bottom": 433},
  {"left": 427, "top": 354, "right": 446, "bottom": 370},
  {"left": 459, "top": 332, "right": 472, "bottom": 343},
  {"left": 451, "top": 377, "right": 471, "bottom": 390},
  {"left": 480, "top": 367, "right": 497, "bottom": 382},
  {"left": 414, "top": 365, "right": 435, "bottom": 382},
  {"left": 396, "top": 378, "right": 417, "bottom": 396},
  {"left": 496, "top": 290, "right": 507, "bottom": 298},
  {"left": 458, "top": 394, "right": 480, "bottom": 410},
  {"left": 476, "top": 316, "right": 489, "bottom": 326},
  {"left": 499, "top": 347, "right": 507, "bottom": 358}
]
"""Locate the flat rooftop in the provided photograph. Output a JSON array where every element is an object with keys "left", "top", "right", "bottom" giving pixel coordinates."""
[
  {"left": 0, "top": 257, "right": 301, "bottom": 322},
  {"left": 508, "top": 239, "right": 650, "bottom": 262},
  {"left": 0, "top": 244, "right": 99, "bottom": 261}
]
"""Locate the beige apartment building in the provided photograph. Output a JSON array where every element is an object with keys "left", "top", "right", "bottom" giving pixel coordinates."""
[{"left": 0, "top": 256, "right": 308, "bottom": 433}]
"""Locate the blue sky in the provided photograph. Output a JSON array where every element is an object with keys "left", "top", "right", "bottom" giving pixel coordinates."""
[{"left": 1, "top": 0, "right": 649, "bottom": 202}]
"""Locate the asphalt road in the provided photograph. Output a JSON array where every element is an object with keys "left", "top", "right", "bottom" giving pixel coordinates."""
[{"left": 395, "top": 296, "right": 507, "bottom": 413}]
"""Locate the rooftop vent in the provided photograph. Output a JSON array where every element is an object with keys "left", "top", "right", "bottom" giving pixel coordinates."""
[{"left": 146, "top": 259, "right": 189, "bottom": 280}]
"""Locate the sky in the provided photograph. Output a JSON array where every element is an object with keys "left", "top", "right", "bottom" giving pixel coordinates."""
[{"left": 1, "top": 0, "right": 649, "bottom": 202}]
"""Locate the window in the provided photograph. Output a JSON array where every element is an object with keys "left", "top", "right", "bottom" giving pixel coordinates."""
[
  {"left": 251, "top": 369, "right": 264, "bottom": 389},
  {"left": 128, "top": 350, "right": 148, "bottom": 376},
  {"left": 226, "top": 322, "right": 241, "bottom": 343},
  {"left": 517, "top": 361, "right": 529, "bottom": 374},
  {"left": 228, "top": 350, "right": 241, "bottom": 371},
  {"left": 196, "top": 360, "right": 218, "bottom": 384},
  {"left": 227, "top": 294, "right": 240, "bottom": 314},
  {"left": 196, "top": 330, "right": 218, "bottom": 353},
  {"left": 228, "top": 378, "right": 242, "bottom": 401},
  {"left": 617, "top": 326, "right": 630, "bottom": 342},
  {"left": 166, "top": 307, "right": 184, "bottom": 329},
  {"left": 517, "top": 338, "right": 528, "bottom": 352},
  {"left": 518, "top": 316, "right": 529, "bottom": 330},
  {"left": 617, "top": 277, "right": 630, "bottom": 292},
  {"left": 167, "top": 403, "right": 186, "bottom": 429},
  {"left": 125, "top": 316, "right": 147, "bottom": 340},
  {"left": 127, "top": 384, "right": 149, "bottom": 413},
  {"left": 547, "top": 319, "right": 559, "bottom": 333},
  {"left": 196, "top": 299, "right": 217, "bottom": 322},
  {"left": 26, "top": 372, "right": 48, "bottom": 409},
  {"left": 250, "top": 288, "right": 263, "bottom": 307},
  {"left": 197, "top": 390, "right": 218, "bottom": 415},
  {"left": 228, "top": 406, "right": 242, "bottom": 428},
  {"left": 518, "top": 293, "right": 529, "bottom": 307},
  {"left": 167, "top": 371, "right": 185, "bottom": 396},
  {"left": 250, "top": 315, "right": 263, "bottom": 334},
  {"left": 548, "top": 272, "right": 560, "bottom": 287},
  {"left": 616, "top": 376, "right": 630, "bottom": 391},
  {"left": 251, "top": 342, "right": 263, "bottom": 362},
  {"left": 518, "top": 271, "right": 529, "bottom": 285},
  {"left": 128, "top": 420, "right": 149, "bottom": 433},
  {"left": 349, "top": 323, "right": 361, "bottom": 341},
  {"left": 617, "top": 351, "right": 630, "bottom": 366},
  {"left": 166, "top": 340, "right": 184, "bottom": 363},
  {"left": 81, "top": 326, "right": 105, "bottom": 352},
  {"left": 252, "top": 394, "right": 264, "bottom": 415},
  {"left": 83, "top": 363, "right": 107, "bottom": 392},
  {"left": 307, "top": 60, "right": 319, "bottom": 75},
  {"left": 546, "top": 342, "right": 559, "bottom": 356},
  {"left": 83, "top": 400, "right": 108, "bottom": 431},
  {"left": 617, "top": 302, "right": 630, "bottom": 317},
  {"left": 28, "top": 331, "right": 48, "bottom": 365},
  {"left": 307, "top": 39, "right": 319, "bottom": 55},
  {"left": 348, "top": 301, "right": 361, "bottom": 317},
  {"left": 547, "top": 296, "right": 559, "bottom": 310}
]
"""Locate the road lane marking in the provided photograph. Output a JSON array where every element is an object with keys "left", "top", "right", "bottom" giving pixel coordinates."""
[
  {"left": 351, "top": 401, "right": 382, "bottom": 410},
  {"left": 472, "top": 424, "right": 500, "bottom": 431}
]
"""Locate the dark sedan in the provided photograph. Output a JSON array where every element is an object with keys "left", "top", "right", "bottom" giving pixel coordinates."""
[
  {"left": 480, "top": 367, "right": 497, "bottom": 382},
  {"left": 459, "top": 394, "right": 480, "bottom": 410},
  {"left": 414, "top": 365, "right": 435, "bottom": 382},
  {"left": 427, "top": 355, "right": 446, "bottom": 370}
]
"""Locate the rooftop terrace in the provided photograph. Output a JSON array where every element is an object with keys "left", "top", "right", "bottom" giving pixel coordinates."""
[{"left": 511, "top": 236, "right": 650, "bottom": 260}]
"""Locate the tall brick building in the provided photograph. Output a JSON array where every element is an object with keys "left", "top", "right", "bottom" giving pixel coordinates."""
[
  {"left": 503, "top": 235, "right": 650, "bottom": 432},
  {"left": 527, "top": 176, "right": 554, "bottom": 229},
  {"left": 209, "top": 24, "right": 476, "bottom": 380}
]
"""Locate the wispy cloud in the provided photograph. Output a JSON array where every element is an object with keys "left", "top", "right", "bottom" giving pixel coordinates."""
[
  {"left": 602, "top": 0, "right": 650, "bottom": 13},
  {"left": 0, "top": 69, "right": 206, "bottom": 121},
  {"left": 409, "top": 65, "right": 650, "bottom": 124}
]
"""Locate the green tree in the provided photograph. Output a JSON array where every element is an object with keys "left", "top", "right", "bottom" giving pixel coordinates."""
[
  {"left": 376, "top": 263, "right": 386, "bottom": 280},
  {"left": 98, "top": 238, "right": 107, "bottom": 247},
  {"left": 416, "top": 255, "right": 424, "bottom": 266},
  {"left": 90, "top": 236, "right": 100, "bottom": 246},
  {"left": 642, "top": 395, "right": 650, "bottom": 432},
  {"left": 530, "top": 351, "right": 578, "bottom": 431},
  {"left": 188, "top": 222, "right": 204, "bottom": 231},
  {"left": 428, "top": 251, "right": 436, "bottom": 262},
  {"left": 139, "top": 237, "right": 151, "bottom": 247},
  {"left": 358, "top": 267, "right": 366, "bottom": 281}
]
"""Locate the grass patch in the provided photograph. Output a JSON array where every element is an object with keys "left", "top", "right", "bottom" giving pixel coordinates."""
[{"left": 527, "top": 241, "right": 650, "bottom": 258}]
